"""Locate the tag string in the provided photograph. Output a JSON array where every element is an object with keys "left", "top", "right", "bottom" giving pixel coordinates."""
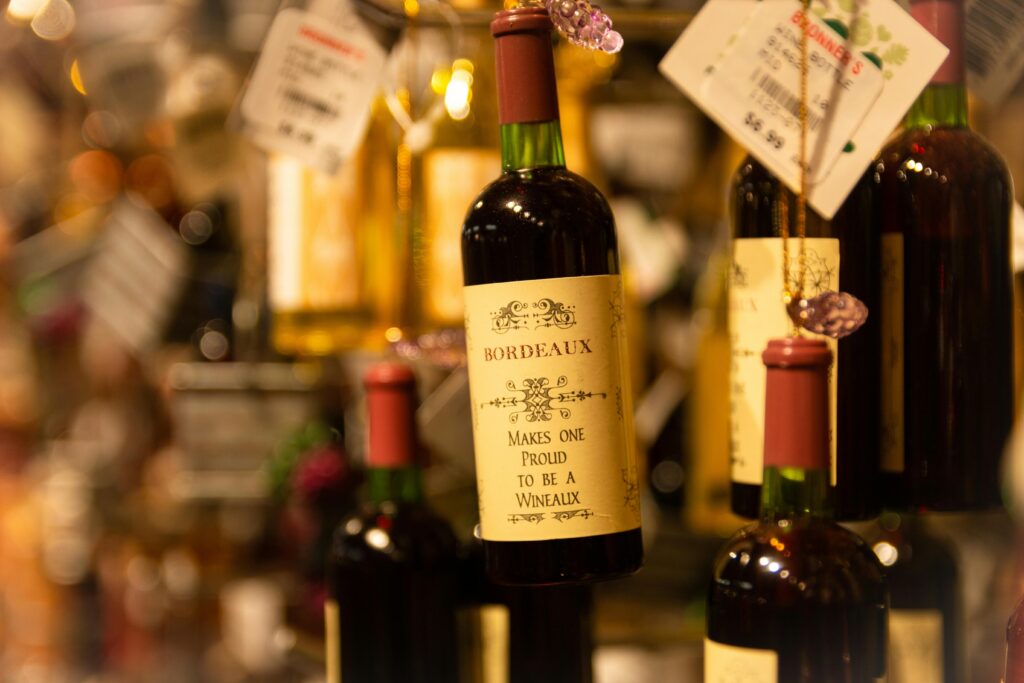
[{"left": 780, "top": 0, "right": 811, "bottom": 326}]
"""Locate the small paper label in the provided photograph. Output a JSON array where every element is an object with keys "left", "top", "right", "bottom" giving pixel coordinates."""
[
  {"left": 889, "top": 609, "right": 944, "bottom": 683},
  {"left": 464, "top": 275, "right": 641, "bottom": 542},
  {"left": 880, "top": 233, "right": 905, "bottom": 473},
  {"left": 729, "top": 238, "right": 839, "bottom": 485},
  {"left": 660, "top": 0, "right": 949, "bottom": 219},
  {"left": 239, "top": 7, "right": 385, "bottom": 174},
  {"left": 965, "top": 0, "right": 1024, "bottom": 105},
  {"left": 705, "top": 639, "right": 778, "bottom": 683},
  {"left": 701, "top": 3, "right": 883, "bottom": 187}
]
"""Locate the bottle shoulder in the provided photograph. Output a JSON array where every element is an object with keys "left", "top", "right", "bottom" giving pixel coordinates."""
[
  {"left": 329, "top": 502, "right": 457, "bottom": 566},
  {"left": 877, "top": 126, "right": 1010, "bottom": 184},
  {"left": 463, "top": 167, "right": 614, "bottom": 235},
  {"left": 712, "top": 520, "right": 887, "bottom": 604}
]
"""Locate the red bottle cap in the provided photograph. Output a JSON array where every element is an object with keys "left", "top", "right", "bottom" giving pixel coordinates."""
[
  {"left": 762, "top": 338, "right": 832, "bottom": 471},
  {"left": 491, "top": 7, "right": 559, "bottom": 125},
  {"left": 910, "top": 0, "right": 965, "bottom": 85},
  {"left": 364, "top": 362, "right": 418, "bottom": 469}
]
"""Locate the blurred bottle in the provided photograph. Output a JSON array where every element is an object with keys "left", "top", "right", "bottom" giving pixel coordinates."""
[
  {"left": 325, "top": 363, "right": 459, "bottom": 682},
  {"left": 868, "top": 513, "right": 962, "bottom": 683},
  {"left": 1009, "top": 595, "right": 1024, "bottom": 683},
  {"left": 268, "top": 100, "right": 398, "bottom": 355}
]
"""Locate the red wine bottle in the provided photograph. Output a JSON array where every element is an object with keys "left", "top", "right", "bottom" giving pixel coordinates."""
[
  {"left": 867, "top": 513, "right": 962, "bottom": 683},
  {"left": 325, "top": 363, "right": 459, "bottom": 682},
  {"left": 461, "top": 7, "right": 642, "bottom": 585},
  {"left": 707, "top": 338, "right": 888, "bottom": 682},
  {"left": 877, "top": 0, "right": 1013, "bottom": 510},
  {"left": 729, "top": 158, "right": 881, "bottom": 521}
]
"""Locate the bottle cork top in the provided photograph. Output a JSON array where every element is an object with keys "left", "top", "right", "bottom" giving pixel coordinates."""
[
  {"left": 490, "top": 6, "right": 553, "bottom": 36},
  {"left": 364, "top": 362, "right": 417, "bottom": 468},
  {"left": 762, "top": 338, "right": 832, "bottom": 471},
  {"left": 491, "top": 7, "right": 560, "bottom": 125}
]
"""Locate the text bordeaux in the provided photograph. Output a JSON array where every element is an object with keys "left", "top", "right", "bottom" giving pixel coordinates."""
[{"left": 483, "top": 339, "right": 593, "bottom": 362}]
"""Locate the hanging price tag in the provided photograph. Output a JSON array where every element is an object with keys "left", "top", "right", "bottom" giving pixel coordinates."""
[
  {"left": 964, "top": 0, "right": 1024, "bottom": 105},
  {"left": 660, "top": 0, "right": 949, "bottom": 219},
  {"left": 701, "top": 3, "right": 883, "bottom": 188},
  {"left": 237, "top": 7, "right": 386, "bottom": 174}
]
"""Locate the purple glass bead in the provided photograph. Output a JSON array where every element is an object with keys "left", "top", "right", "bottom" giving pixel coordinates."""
[{"left": 787, "top": 290, "right": 868, "bottom": 339}]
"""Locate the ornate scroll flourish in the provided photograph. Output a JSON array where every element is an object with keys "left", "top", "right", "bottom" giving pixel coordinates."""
[
  {"left": 480, "top": 376, "right": 607, "bottom": 423},
  {"left": 508, "top": 512, "right": 545, "bottom": 524},
  {"left": 490, "top": 298, "right": 577, "bottom": 334},
  {"left": 552, "top": 508, "right": 594, "bottom": 522}
]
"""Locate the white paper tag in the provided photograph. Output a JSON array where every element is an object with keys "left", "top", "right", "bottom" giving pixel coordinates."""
[
  {"left": 238, "top": 7, "right": 386, "bottom": 174},
  {"left": 660, "top": 0, "right": 949, "bottom": 219},
  {"left": 965, "top": 0, "right": 1024, "bottom": 105},
  {"left": 701, "top": 2, "right": 884, "bottom": 187}
]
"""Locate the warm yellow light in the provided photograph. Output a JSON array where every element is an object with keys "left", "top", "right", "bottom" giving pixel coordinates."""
[
  {"left": 430, "top": 68, "right": 449, "bottom": 95},
  {"left": 69, "top": 58, "right": 86, "bottom": 95},
  {"left": 452, "top": 58, "right": 474, "bottom": 75},
  {"left": 385, "top": 326, "right": 403, "bottom": 343},
  {"left": 6, "top": 0, "right": 45, "bottom": 21},
  {"left": 31, "top": 0, "right": 75, "bottom": 41},
  {"left": 403, "top": 0, "right": 419, "bottom": 17},
  {"left": 445, "top": 67, "right": 473, "bottom": 121}
]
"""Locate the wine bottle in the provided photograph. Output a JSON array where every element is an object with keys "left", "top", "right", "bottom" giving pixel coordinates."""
[
  {"left": 1007, "top": 596, "right": 1024, "bottom": 683},
  {"left": 867, "top": 513, "right": 961, "bottom": 683},
  {"left": 707, "top": 338, "right": 888, "bottom": 682},
  {"left": 460, "top": 7, "right": 642, "bottom": 585},
  {"left": 458, "top": 536, "right": 595, "bottom": 683},
  {"left": 876, "top": 0, "right": 1013, "bottom": 510},
  {"left": 325, "top": 363, "right": 459, "bottom": 682},
  {"left": 729, "top": 157, "right": 881, "bottom": 520}
]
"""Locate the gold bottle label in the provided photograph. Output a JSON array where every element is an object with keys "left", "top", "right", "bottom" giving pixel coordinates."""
[
  {"left": 325, "top": 599, "right": 341, "bottom": 683},
  {"left": 704, "top": 638, "right": 777, "bottom": 683},
  {"left": 464, "top": 274, "right": 641, "bottom": 542},
  {"left": 422, "top": 148, "right": 501, "bottom": 326},
  {"left": 889, "top": 609, "right": 943, "bottom": 683},
  {"left": 729, "top": 237, "right": 840, "bottom": 485},
  {"left": 880, "top": 233, "right": 905, "bottom": 473}
]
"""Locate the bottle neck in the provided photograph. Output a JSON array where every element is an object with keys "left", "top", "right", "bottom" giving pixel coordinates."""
[
  {"left": 500, "top": 120, "right": 566, "bottom": 172},
  {"left": 367, "top": 466, "right": 423, "bottom": 505},
  {"left": 760, "top": 465, "right": 831, "bottom": 521},
  {"left": 905, "top": 83, "right": 968, "bottom": 129}
]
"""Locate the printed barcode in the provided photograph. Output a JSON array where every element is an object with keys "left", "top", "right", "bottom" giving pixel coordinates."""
[
  {"left": 282, "top": 89, "right": 339, "bottom": 119},
  {"left": 756, "top": 73, "right": 822, "bottom": 132},
  {"left": 965, "top": 0, "right": 1017, "bottom": 78}
]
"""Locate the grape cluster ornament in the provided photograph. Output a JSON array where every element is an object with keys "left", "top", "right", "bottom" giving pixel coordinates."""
[
  {"left": 524, "top": 0, "right": 623, "bottom": 53},
  {"left": 788, "top": 291, "right": 868, "bottom": 339}
]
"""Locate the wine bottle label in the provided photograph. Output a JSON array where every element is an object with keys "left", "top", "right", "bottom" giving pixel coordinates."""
[
  {"left": 729, "top": 237, "right": 839, "bottom": 485},
  {"left": 880, "top": 233, "right": 905, "bottom": 474},
  {"left": 464, "top": 274, "right": 641, "bottom": 542},
  {"left": 423, "top": 149, "right": 501, "bottom": 326},
  {"left": 268, "top": 155, "right": 363, "bottom": 311},
  {"left": 889, "top": 609, "right": 943, "bottom": 683},
  {"left": 325, "top": 599, "right": 341, "bottom": 683},
  {"left": 704, "top": 638, "right": 777, "bottom": 683},
  {"left": 456, "top": 603, "right": 510, "bottom": 683}
]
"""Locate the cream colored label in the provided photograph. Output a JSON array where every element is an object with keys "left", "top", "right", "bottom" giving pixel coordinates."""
[
  {"left": 325, "top": 599, "right": 340, "bottom": 683},
  {"left": 729, "top": 237, "right": 839, "bottom": 485},
  {"left": 268, "top": 155, "right": 362, "bottom": 311},
  {"left": 464, "top": 274, "right": 640, "bottom": 542},
  {"left": 705, "top": 638, "right": 777, "bottom": 683},
  {"left": 423, "top": 148, "right": 501, "bottom": 326},
  {"left": 479, "top": 604, "right": 510, "bottom": 683},
  {"left": 889, "top": 609, "right": 943, "bottom": 683},
  {"left": 881, "top": 233, "right": 905, "bottom": 473}
]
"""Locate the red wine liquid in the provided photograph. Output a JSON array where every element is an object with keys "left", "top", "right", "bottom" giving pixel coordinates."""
[
  {"left": 730, "top": 159, "right": 881, "bottom": 520},
  {"left": 877, "top": 127, "right": 1013, "bottom": 510},
  {"left": 462, "top": 166, "right": 643, "bottom": 584},
  {"left": 327, "top": 503, "right": 460, "bottom": 682},
  {"left": 708, "top": 519, "right": 888, "bottom": 681}
]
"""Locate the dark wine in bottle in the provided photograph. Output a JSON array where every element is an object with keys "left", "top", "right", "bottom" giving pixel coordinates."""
[
  {"left": 325, "top": 363, "right": 459, "bottom": 682},
  {"left": 461, "top": 8, "right": 643, "bottom": 585},
  {"left": 876, "top": 0, "right": 1013, "bottom": 510},
  {"left": 729, "top": 158, "right": 881, "bottom": 521},
  {"left": 707, "top": 338, "right": 888, "bottom": 682},
  {"left": 867, "top": 513, "right": 961, "bottom": 683}
]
